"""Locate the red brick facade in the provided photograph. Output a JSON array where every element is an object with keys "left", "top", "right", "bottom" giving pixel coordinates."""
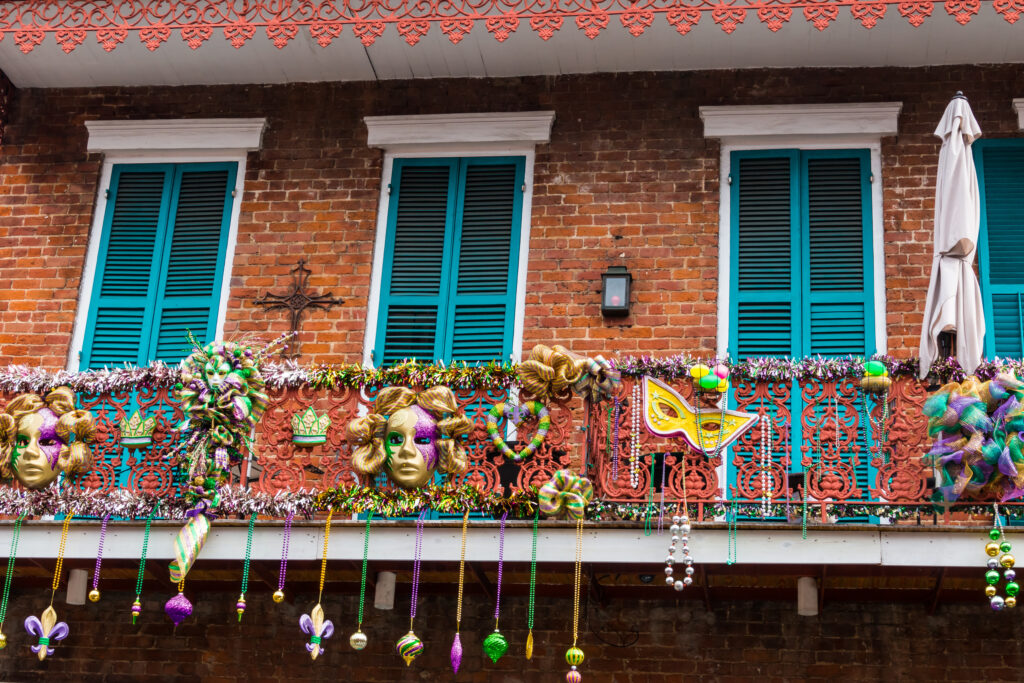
[
  {"left": 0, "top": 590, "right": 1021, "bottom": 682},
  {"left": 1, "top": 65, "right": 1023, "bottom": 368}
]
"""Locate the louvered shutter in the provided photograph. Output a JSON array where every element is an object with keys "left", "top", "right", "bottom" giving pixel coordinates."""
[
  {"left": 802, "top": 151, "right": 875, "bottom": 358},
  {"left": 730, "top": 152, "right": 799, "bottom": 358},
  {"left": 81, "top": 167, "right": 173, "bottom": 369},
  {"left": 444, "top": 158, "right": 524, "bottom": 363},
  {"left": 374, "top": 160, "right": 456, "bottom": 365},
  {"left": 978, "top": 143, "right": 1024, "bottom": 358},
  {"left": 149, "top": 164, "right": 236, "bottom": 364},
  {"left": 81, "top": 163, "right": 235, "bottom": 369}
]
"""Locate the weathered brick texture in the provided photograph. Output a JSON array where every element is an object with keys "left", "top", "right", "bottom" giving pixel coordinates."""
[
  {"left": 1, "top": 65, "right": 1022, "bottom": 367},
  {"left": 0, "top": 590, "right": 1021, "bottom": 682}
]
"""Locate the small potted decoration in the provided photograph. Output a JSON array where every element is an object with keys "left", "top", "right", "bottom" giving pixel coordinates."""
[
  {"left": 119, "top": 410, "right": 156, "bottom": 450},
  {"left": 291, "top": 407, "right": 331, "bottom": 447}
]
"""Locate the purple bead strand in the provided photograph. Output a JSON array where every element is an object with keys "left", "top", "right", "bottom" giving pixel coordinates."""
[
  {"left": 410, "top": 510, "right": 427, "bottom": 621},
  {"left": 277, "top": 510, "right": 294, "bottom": 592},
  {"left": 494, "top": 511, "right": 508, "bottom": 621},
  {"left": 92, "top": 514, "right": 110, "bottom": 591}
]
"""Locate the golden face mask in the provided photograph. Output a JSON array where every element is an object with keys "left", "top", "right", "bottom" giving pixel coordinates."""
[
  {"left": 383, "top": 405, "right": 440, "bottom": 489},
  {"left": 642, "top": 376, "right": 759, "bottom": 455}
]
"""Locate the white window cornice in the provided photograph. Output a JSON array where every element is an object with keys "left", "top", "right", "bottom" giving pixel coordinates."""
[
  {"left": 364, "top": 111, "right": 555, "bottom": 149},
  {"left": 1014, "top": 98, "right": 1024, "bottom": 130},
  {"left": 699, "top": 102, "right": 902, "bottom": 141},
  {"left": 84, "top": 118, "right": 267, "bottom": 153}
]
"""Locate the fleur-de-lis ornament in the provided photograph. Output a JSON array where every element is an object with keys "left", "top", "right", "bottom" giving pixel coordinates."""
[
  {"left": 300, "top": 603, "right": 334, "bottom": 660},
  {"left": 24, "top": 606, "right": 69, "bottom": 661}
]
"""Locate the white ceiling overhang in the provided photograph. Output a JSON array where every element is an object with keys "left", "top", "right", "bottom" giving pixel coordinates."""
[{"left": 0, "top": 0, "right": 1022, "bottom": 87}]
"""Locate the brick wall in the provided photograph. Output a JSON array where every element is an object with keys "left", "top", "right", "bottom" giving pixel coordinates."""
[
  {"left": 1, "top": 65, "right": 1022, "bottom": 367},
  {"left": 0, "top": 590, "right": 1021, "bottom": 682}
]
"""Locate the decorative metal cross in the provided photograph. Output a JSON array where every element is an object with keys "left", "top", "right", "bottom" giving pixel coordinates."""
[{"left": 255, "top": 260, "right": 343, "bottom": 358}]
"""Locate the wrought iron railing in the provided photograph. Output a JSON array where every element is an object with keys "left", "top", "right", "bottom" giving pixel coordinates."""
[{"left": 0, "top": 373, "right": 946, "bottom": 524}]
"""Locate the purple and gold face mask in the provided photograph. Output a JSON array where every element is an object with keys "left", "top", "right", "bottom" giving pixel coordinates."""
[
  {"left": 383, "top": 405, "right": 440, "bottom": 489},
  {"left": 12, "top": 407, "right": 62, "bottom": 489}
]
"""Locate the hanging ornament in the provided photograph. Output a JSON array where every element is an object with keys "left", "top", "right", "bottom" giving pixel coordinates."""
[
  {"left": 25, "top": 513, "right": 74, "bottom": 660},
  {"left": 164, "top": 581, "right": 193, "bottom": 627},
  {"left": 611, "top": 398, "right": 620, "bottom": 482},
  {"left": 525, "top": 510, "right": 538, "bottom": 660},
  {"left": 349, "top": 513, "right": 373, "bottom": 651},
  {"left": 986, "top": 505, "right": 1018, "bottom": 611},
  {"left": 274, "top": 510, "right": 294, "bottom": 603},
  {"left": 643, "top": 375, "right": 758, "bottom": 456},
  {"left": 291, "top": 407, "right": 331, "bottom": 447},
  {"left": 0, "top": 512, "right": 27, "bottom": 649},
  {"left": 396, "top": 509, "right": 427, "bottom": 666},
  {"left": 630, "top": 382, "right": 641, "bottom": 489},
  {"left": 539, "top": 469, "right": 594, "bottom": 520},
  {"left": 118, "top": 410, "right": 156, "bottom": 450},
  {"left": 451, "top": 510, "right": 470, "bottom": 674},
  {"left": 89, "top": 514, "right": 110, "bottom": 603},
  {"left": 300, "top": 509, "right": 336, "bottom": 660},
  {"left": 758, "top": 401, "right": 774, "bottom": 519},
  {"left": 861, "top": 363, "right": 891, "bottom": 472},
  {"left": 131, "top": 509, "right": 158, "bottom": 624},
  {"left": 564, "top": 518, "right": 586, "bottom": 682},
  {"left": 486, "top": 401, "right": 551, "bottom": 462},
  {"left": 236, "top": 512, "right": 256, "bottom": 622},
  {"left": 483, "top": 511, "right": 510, "bottom": 664},
  {"left": 860, "top": 360, "right": 892, "bottom": 394}
]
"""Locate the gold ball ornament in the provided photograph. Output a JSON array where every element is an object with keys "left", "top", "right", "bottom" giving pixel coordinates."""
[
  {"left": 986, "top": 542, "right": 1001, "bottom": 557},
  {"left": 1007, "top": 596, "right": 1017, "bottom": 609},
  {"left": 350, "top": 630, "right": 368, "bottom": 651},
  {"left": 1001, "top": 554, "right": 1016, "bottom": 569},
  {"left": 986, "top": 585, "right": 998, "bottom": 597},
  {"left": 272, "top": 590, "right": 285, "bottom": 603},
  {"left": 565, "top": 646, "right": 585, "bottom": 667},
  {"left": 0, "top": 632, "right": 6, "bottom": 649},
  {"left": 88, "top": 589, "right": 101, "bottom": 603}
]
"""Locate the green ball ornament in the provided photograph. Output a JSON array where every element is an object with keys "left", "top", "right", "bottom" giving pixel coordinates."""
[
  {"left": 483, "top": 630, "right": 509, "bottom": 663},
  {"left": 1007, "top": 581, "right": 1020, "bottom": 597},
  {"left": 698, "top": 374, "right": 720, "bottom": 390},
  {"left": 991, "top": 529, "right": 1002, "bottom": 541},
  {"left": 864, "top": 361, "right": 886, "bottom": 376},
  {"left": 566, "top": 646, "right": 585, "bottom": 667},
  {"left": 1001, "top": 541, "right": 1012, "bottom": 553},
  {"left": 986, "top": 569, "right": 1001, "bottom": 585}
]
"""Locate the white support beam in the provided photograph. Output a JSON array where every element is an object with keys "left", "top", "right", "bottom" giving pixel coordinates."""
[{"left": 0, "top": 522, "right": 992, "bottom": 568}]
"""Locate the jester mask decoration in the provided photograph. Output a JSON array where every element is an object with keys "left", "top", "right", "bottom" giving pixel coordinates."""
[
  {"left": 0, "top": 387, "right": 95, "bottom": 489},
  {"left": 347, "top": 386, "right": 472, "bottom": 489}
]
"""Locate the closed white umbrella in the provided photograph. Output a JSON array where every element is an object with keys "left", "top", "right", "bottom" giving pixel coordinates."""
[{"left": 919, "top": 92, "right": 985, "bottom": 378}]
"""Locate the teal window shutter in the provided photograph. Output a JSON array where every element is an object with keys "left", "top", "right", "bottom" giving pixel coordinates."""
[
  {"left": 976, "top": 141, "right": 1024, "bottom": 358},
  {"left": 81, "top": 162, "right": 236, "bottom": 369},
  {"left": 375, "top": 157, "right": 524, "bottom": 365}
]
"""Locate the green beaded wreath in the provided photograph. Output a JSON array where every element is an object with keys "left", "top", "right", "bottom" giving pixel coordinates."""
[{"left": 486, "top": 401, "right": 551, "bottom": 462}]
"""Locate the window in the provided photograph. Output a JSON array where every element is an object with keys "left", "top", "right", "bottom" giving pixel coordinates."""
[
  {"left": 976, "top": 139, "right": 1024, "bottom": 358},
  {"left": 729, "top": 149, "right": 876, "bottom": 359},
  {"left": 372, "top": 156, "right": 525, "bottom": 365},
  {"left": 80, "top": 162, "right": 237, "bottom": 368}
]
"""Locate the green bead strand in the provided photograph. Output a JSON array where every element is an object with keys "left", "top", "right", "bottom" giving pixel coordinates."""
[
  {"left": 237, "top": 513, "right": 257, "bottom": 622},
  {"left": 356, "top": 513, "right": 373, "bottom": 628},
  {"left": 0, "top": 513, "right": 27, "bottom": 633},
  {"left": 132, "top": 508, "right": 157, "bottom": 623},
  {"left": 527, "top": 510, "right": 538, "bottom": 631}
]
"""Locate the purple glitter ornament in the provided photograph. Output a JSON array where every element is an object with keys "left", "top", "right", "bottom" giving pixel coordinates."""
[
  {"left": 450, "top": 632, "right": 463, "bottom": 674},
  {"left": 164, "top": 592, "right": 193, "bottom": 627}
]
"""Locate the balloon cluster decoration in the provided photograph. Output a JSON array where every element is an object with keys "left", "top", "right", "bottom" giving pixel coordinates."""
[
  {"left": 923, "top": 373, "right": 1024, "bottom": 501},
  {"left": 985, "top": 511, "right": 1018, "bottom": 611},
  {"left": 169, "top": 335, "right": 275, "bottom": 584},
  {"left": 539, "top": 469, "right": 594, "bottom": 520},
  {"left": 0, "top": 386, "right": 96, "bottom": 490},
  {"left": 689, "top": 363, "right": 729, "bottom": 394},
  {"left": 347, "top": 386, "right": 471, "bottom": 490}
]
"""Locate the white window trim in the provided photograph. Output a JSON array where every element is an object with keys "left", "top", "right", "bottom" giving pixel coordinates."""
[
  {"left": 68, "top": 118, "right": 267, "bottom": 372},
  {"left": 700, "top": 102, "right": 902, "bottom": 360},
  {"left": 361, "top": 111, "right": 555, "bottom": 367},
  {"left": 1013, "top": 98, "right": 1024, "bottom": 130}
]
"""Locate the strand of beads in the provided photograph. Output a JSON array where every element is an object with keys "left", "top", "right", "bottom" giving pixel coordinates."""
[
  {"left": 349, "top": 513, "right": 373, "bottom": 651},
  {"left": 450, "top": 511, "right": 470, "bottom": 674},
  {"left": 665, "top": 512, "right": 694, "bottom": 591},
  {"left": 274, "top": 510, "right": 294, "bottom": 603},
  {"left": 483, "top": 512, "right": 510, "bottom": 664},
  {"left": 236, "top": 512, "right": 256, "bottom": 621},
  {"left": 89, "top": 514, "right": 110, "bottom": 602},
  {"left": 630, "top": 383, "right": 641, "bottom": 489},
  {"left": 611, "top": 398, "right": 620, "bottom": 482},
  {"left": 525, "top": 510, "right": 538, "bottom": 660},
  {"left": 396, "top": 510, "right": 427, "bottom": 666},
  {"left": 0, "top": 512, "right": 27, "bottom": 648},
  {"left": 986, "top": 506, "right": 1018, "bottom": 611},
  {"left": 759, "top": 403, "right": 773, "bottom": 519},
  {"left": 131, "top": 509, "right": 157, "bottom": 624}
]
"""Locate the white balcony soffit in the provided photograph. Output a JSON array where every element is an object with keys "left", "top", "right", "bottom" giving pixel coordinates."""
[
  {"left": 1, "top": 12, "right": 1023, "bottom": 87},
  {"left": 0, "top": 522, "right": 994, "bottom": 569}
]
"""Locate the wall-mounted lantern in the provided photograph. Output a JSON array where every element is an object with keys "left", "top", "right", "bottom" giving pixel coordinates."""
[{"left": 601, "top": 265, "right": 632, "bottom": 317}]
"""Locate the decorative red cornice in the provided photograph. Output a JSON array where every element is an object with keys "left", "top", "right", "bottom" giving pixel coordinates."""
[{"left": 0, "top": 0, "right": 1018, "bottom": 53}]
